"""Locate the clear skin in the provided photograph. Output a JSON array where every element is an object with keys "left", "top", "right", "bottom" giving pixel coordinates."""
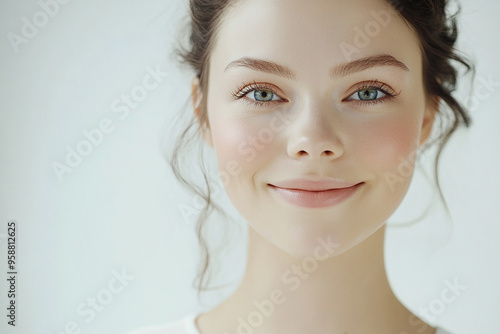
[{"left": 191, "top": 0, "right": 437, "bottom": 333}]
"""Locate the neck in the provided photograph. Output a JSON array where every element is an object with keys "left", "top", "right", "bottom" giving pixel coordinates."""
[{"left": 198, "top": 224, "right": 431, "bottom": 334}]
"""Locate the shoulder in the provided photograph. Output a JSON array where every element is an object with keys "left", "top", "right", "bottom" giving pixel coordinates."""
[{"left": 122, "top": 314, "right": 200, "bottom": 334}]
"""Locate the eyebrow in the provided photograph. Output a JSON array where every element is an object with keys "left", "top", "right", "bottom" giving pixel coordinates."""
[{"left": 224, "top": 54, "right": 409, "bottom": 79}]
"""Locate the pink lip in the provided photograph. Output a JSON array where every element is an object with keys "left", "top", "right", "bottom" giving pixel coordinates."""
[{"left": 268, "top": 179, "right": 363, "bottom": 208}]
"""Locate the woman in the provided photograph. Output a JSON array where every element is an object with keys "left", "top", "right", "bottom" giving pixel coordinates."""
[{"left": 127, "top": 0, "right": 472, "bottom": 333}]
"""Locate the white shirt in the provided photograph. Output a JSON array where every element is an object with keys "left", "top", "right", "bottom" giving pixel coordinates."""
[{"left": 123, "top": 313, "right": 453, "bottom": 334}]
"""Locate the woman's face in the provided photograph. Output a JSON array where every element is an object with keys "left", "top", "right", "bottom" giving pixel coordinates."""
[{"left": 196, "top": 0, "right": 435, "bottom": 257}]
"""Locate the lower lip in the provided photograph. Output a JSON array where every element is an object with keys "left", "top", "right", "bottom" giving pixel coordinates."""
[{"left": 268, "top": 182, "right": 364, "bottom": 208}]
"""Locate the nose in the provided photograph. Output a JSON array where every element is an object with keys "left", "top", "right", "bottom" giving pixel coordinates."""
[{"left": 286, "top": 103, "right": 344, "bottom": 160}]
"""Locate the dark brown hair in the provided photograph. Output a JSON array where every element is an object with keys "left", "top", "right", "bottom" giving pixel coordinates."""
[{"left": 167, "top": 0, "right": 474, "bottom": 296}]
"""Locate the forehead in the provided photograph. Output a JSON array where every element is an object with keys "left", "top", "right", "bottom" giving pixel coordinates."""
[{"left": 209, "top": 0, "right": 422, "bottom": 81}]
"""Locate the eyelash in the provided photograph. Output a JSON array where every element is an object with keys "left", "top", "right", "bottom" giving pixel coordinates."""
[
  {"left": 346, "top": 79, "right": 400, "bottom": 106},
  {"left": 230, "top": 79, "right": 400, "bottom": 108},
  {"left": 230, "top": 81, "right": 284, "bottom": 108}
]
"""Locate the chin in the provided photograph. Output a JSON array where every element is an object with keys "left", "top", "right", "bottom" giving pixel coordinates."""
[
  {"left": 270, "top": 223, "right": 361, "bottom": 259},
  {"left": 253, "top": 210, "right": 389, "bottom": 260}
]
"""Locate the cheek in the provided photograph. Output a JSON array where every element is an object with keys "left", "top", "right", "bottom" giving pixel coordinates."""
[
  {"left": 209, "top": 113, "right": 281, "bottom": 188},
  {"left": 352, "top": 111, "right": 422, "bottom": 187}
]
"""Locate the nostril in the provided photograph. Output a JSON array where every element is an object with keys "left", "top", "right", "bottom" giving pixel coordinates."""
[{"left": 296, "top": 150, "right": 335, "bottom": 157}]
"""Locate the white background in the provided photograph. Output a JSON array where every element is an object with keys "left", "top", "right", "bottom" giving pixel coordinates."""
[{"left": 0, "top": 0, "right": 499, "bottom": 333}]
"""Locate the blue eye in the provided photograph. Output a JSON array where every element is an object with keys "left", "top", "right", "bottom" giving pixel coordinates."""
[
  {"left": 350, "top": 88, "right": 387, "bottom": 101},
  {"left": 246, "top": 89, "right": 281, "bottom": 102},
  {"left": 344, "top": 80, "right": 400, "bottom": 105},
  {"left": 231, "top": 81, "right": 286, "bottom": 107}
]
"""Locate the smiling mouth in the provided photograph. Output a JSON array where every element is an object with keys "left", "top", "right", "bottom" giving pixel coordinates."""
[{"left": 267, "top": 182, "right": 364, "bottom": 208}]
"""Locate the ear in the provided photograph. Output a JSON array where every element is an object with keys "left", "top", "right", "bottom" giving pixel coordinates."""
[
  {"left": 191, "top": 77, "right": 213, "bottom": 148},
  {"left": 419, "top": 96, "right": 438, "bottom": 147}
]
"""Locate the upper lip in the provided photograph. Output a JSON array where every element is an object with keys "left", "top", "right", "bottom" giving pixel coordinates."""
[{"left": 268, "top": 178, "right": 362, "bottom": 191}]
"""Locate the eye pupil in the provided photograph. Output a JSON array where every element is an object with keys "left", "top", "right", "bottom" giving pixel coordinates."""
[
  {"left": 254, "top": 90, "right": 273, "bottom": 101},
  {"left": 358, "top": 88, "right": 378, "bottom": 100}
]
